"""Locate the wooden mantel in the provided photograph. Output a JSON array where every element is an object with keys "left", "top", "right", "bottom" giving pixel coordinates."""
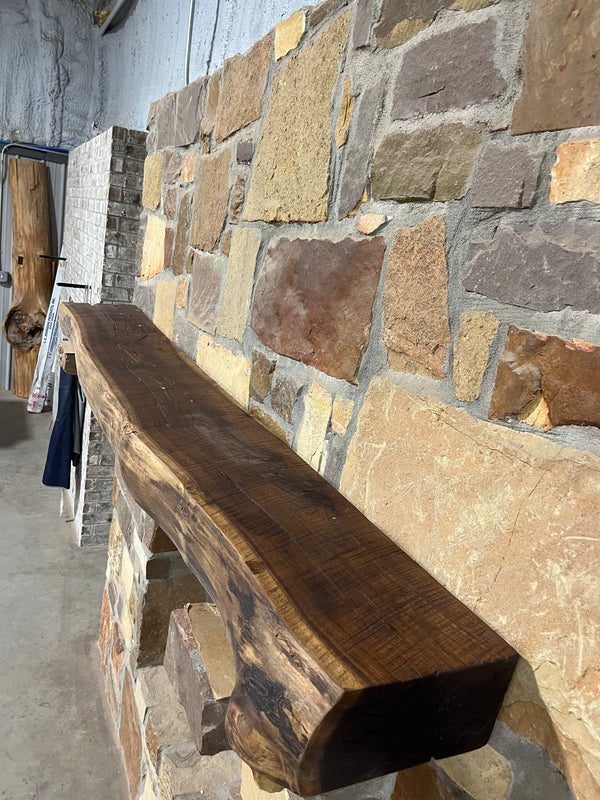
[{"left": 60, "top": 303, "right": 518, "bottom": 796}]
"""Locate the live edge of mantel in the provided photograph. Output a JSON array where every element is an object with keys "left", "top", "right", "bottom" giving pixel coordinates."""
[{"left": 59, "top": 302, "right": 518, "bottom": 796}]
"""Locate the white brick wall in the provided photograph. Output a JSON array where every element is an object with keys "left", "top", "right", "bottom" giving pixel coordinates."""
[{"left": 61, "top": 126, "right": 147, "bottom": 545}]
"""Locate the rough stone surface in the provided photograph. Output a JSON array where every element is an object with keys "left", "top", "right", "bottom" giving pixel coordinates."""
[
  {"left": 251, "top": 236, "right": 385, "bottom": 381},
  {"left": 512, "top": 0, "right": 600, "bottom": 134},
  {"left": 250, "top": 405, "right": 290, "bottom": 443},
  {"left": 341, "top": 377, "right": 600, "bottom": 800},
  {"left": 133, "top": 281, "right": 157, "bottom": 320},
  {"left": 437, "top": 746, "right": 513, "bottom": 800},
  {"left": 373, "top": 0, "right": 494, "bottom": 48},
  {"left": 471, "top": 142, "right": 542, "bottom": 208},
  {"left": 141, "top": 216, "right": 166, "bottom": 280},
  {"left": 228, "top": 174, "right": 246, "bottom": 225},
  {"left": 275, "top": 10, "right": 306, "bottom": 59},
  {"left": 244, "top": 13, "right": 350, "bottom": 223},
  {"left": 191, "top": 149, "right": 231, "bottom": 252},
  {"left": 153, "top": 92, "right": 176, "bottom": 150},
  {"left": 249, "top": 350, "right": 276, "bottom": 402},
  {"left": 358, "top": 213, "right": 388, "bottom": 235},
  {"left": 393, "top": 19, "right": 505, "bottom": 119},
  {"left": 221, "top": 229, "right": 233, "bottom": 256},
  {"left": 196, "top": 334, "right": 251, "bottom": 408},
  {"left": 310, "top": 0, "right": 349, "bottom": 29},
  {"left": 353, "top": 0, "right": 374, "bottom": 48},
  {"left": 200, "top": 70, "right": 220, "bottom": 137},
  {"left": 463, "top": 221, "right": 600, "bottom": 314},
  {"left": 295, "top": 381, "right": 332, "bottom": 474},
  {"left": 138, "top": 575, "right": 206, "bottom": 668},
  {"left": 174, "top": 78, "right": 206, "bottom": 147},
  {"left": 335, "top": 76, "right": 354, "bottom": 147},
  {"left": 489, "top": 326, "right": 600, "bottom": 430},
  {"left": 176, "top": 278, "right": 189, "bottom": 310},
  {"left": 164, "top": 188, "right": 178, "bottom": 221},
  {"left": 453, "top": 311, "right": 499, "bottom": 402},
  {"left": 236, "top": 140, "right": 253, "bottom": 164},
  {"left": 179, "top": 153, "right": 197, "bottom": 184},
  {"left": 153, "top": 280, "right": 178, "bottom": 340},
  {"left": 173, "top": 193, "right": 192, "bottom": 276},
  {"left": 142, "top": 153, "right": 163, "bottom": 210},
  {"left": 162, "top": 150, "right": 184, "bottom": 185},
  {"left": 217, "top": 227, "right": 261, "bottom": 342},
  {"left": 383, "top": 217, "right": 450, "bottom": 379},
  {"left": 372, "top": 125, "right": 482, "bottom": 202},
  {"left": 164, "top": 226, "right": 175, "bottom": 273},
  {"left": 215, "top": 36, "right": 272, "bottom": 142},
  {"left": 331, "top": 396, "right": 354, "bottom": 436},
  {"left": 271, "top": 376, "right": 302, "bottom": 423},
  {"left": 338, "top": 80, "right": 384, "bottom": 217},
  {"left": 120, "top": 669, "right": 143, "bottom": 799},
  {"left": 550, "top": 138, "right": 600, "bottom": 205},
  {"left": 188, "top": 253, "right": 224, "bottom": 334}
]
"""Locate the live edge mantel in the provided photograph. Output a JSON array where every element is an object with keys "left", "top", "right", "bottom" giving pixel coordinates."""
[{"left": 60, "top": 303, "right": 518, "bottom": 796}]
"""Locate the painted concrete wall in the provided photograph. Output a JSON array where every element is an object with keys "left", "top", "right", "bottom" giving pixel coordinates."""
[
  {"left": 0, "top": 0, "right": 101, "bottom": 147},
  {"left": 98, "top": 0, "right": 309, "bottom": 133}
]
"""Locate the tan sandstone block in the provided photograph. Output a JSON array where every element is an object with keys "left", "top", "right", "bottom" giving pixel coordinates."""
[
  {"left": 550, "top": 138, "right": 600, "bottom": 204},
  {"left": 153, "top": 280, "right": 177, "bottom": 340},
  {"left": 383, "top": 216, "right": 450, "bottom": 379},
  {"left": 141, "top": 215, "right": 166, "bottom": 280},
  {"left": 241, "top": 761, "right": 291, "bottom": 800},
  {"left": 244, "top": 13, "right": 350, "bottom": 222},
  {"left": 142, "top": 153, "right": 163, "bottom": 210},
  {"left": 201, "top": 70, "right": 220, "bottom": 137},
  {"left": 179, "top": 152, "right": 197, "bottom": 184},
  {"left": 275, "top": 10, "right": 306, "bottom": 60},
  {"left": 217, "top": 227, "right": 261, "bottom": 342},
  {"left": 196, "top": 334, "right": 250, "bottom": 408},
  {"left": 340, "top": 376, "right": 600, "bottom": 795},
  {"left": 331, "top": 396, "right": 354, "bottom": 435},
  {"left": 191, "top": 148, "right": 231, "bottom": 252},
  {"left": 176, "top": 277, "right": 189, "bottom": 309},
  {"left": 295, "top": 381, "right": 332, "bottom": 474},
  {"left": 437, "top": 745, "right": 513, "bottom": 800},
  {"left": 335, "top": 76, "right": 354, "bottom": 147},
  {"left": 453, "top": 311, "right": 499, "bottom": 402},
  {"left": 216, "top": 35, "right": 272, "bottom": 142}
]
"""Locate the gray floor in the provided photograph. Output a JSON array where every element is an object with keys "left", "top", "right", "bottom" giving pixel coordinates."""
[{"left": 0, "top": 390, "right": 128, "bottom": 800}]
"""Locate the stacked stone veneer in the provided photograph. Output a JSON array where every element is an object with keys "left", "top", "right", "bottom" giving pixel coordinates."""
[
  {"left": 97, "top": 0, "right": 600, "bottom": 798},
  {"left": 61, "top": 126, "right": 146, "bottom": 545}
]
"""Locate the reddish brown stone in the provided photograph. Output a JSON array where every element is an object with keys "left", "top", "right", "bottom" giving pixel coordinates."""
[
  {"left": 119, "top": 669, "right": 143, "bottom": 799},
  {"left": 111, "top": 622, "right": 126, "bottom": 679},
  {"left": 173, "top": 193, "right": 192, "bottom": 276},
  {"left": 162, "top": 150, "right": 184, "bottom": 185},
  {"left": 99, "top": 586, "right": 111, "bottom": 673},
  {"left": 215, "top": 35, "right": 272, "bottom": 142},
  {"left": 164, "top": 187, "right": 178, "bottom": 220},
  {"left": 164, "top": 227, "right": 175, "bottom": 272},
  {"left": 489, "top": 326, "right": 600, "bottom": 430},
  {"left": 383, "top": 217, "right": 450, "bottom": 379},
  {"left": 201, "top": 70, "right": 221, "bottom": 137},
  {"left": 512, "top": 0, "right": 600, "bottom": 134},
  {"left": 249, "top": 350, "right": 276, "bottom": 402},
  {"left": 190, "top": 149, "right": 231, "bottom": 252},
  {"left": 251, "top": 236, "right": 385, "bottom": 381}
]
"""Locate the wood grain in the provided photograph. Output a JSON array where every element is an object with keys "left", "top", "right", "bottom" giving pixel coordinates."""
[
  {"left": 61, "top": 303, "right": 518, "bottom": 794},
  {"left": 3, "top": 159, "right": 52, "bottom": 397}
]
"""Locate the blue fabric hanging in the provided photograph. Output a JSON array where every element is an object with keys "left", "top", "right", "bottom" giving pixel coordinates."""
[{"left": 42, "top": 369, "right": 85, "bottom": 488}]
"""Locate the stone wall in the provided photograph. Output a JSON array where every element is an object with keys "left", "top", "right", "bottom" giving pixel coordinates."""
[
  {"left": 62, "top": 126, "right": 146, "bottom": 545},
  {"left": 118, "top": 1, "right": 599, "bottom": 798}
]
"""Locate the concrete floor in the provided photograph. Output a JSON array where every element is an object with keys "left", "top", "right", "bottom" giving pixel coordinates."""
[{"left": 0, "top": 390, "right": 128, "bottom": 800}]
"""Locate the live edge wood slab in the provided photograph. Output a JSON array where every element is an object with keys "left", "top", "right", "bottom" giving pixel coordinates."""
[{"left": 60, "top": 303, "right": 518, "bottom": 795}]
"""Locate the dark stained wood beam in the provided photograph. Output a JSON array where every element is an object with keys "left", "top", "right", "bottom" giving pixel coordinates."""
[{"left": 60, "top": 303, "right": 518, "bottom": 796}]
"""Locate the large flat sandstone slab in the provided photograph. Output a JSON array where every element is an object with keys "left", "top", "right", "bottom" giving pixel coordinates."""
[
  {"left": 243, "top": 13, "right": 350, "bottom": 222},
  {"left": 340, "top": 377, "right": 600, "bottom": 795}
]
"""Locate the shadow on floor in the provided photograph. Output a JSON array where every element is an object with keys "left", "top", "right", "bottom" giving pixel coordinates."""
[{"left": 0, "top": 400, "right": 31, "bottom": 447}]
